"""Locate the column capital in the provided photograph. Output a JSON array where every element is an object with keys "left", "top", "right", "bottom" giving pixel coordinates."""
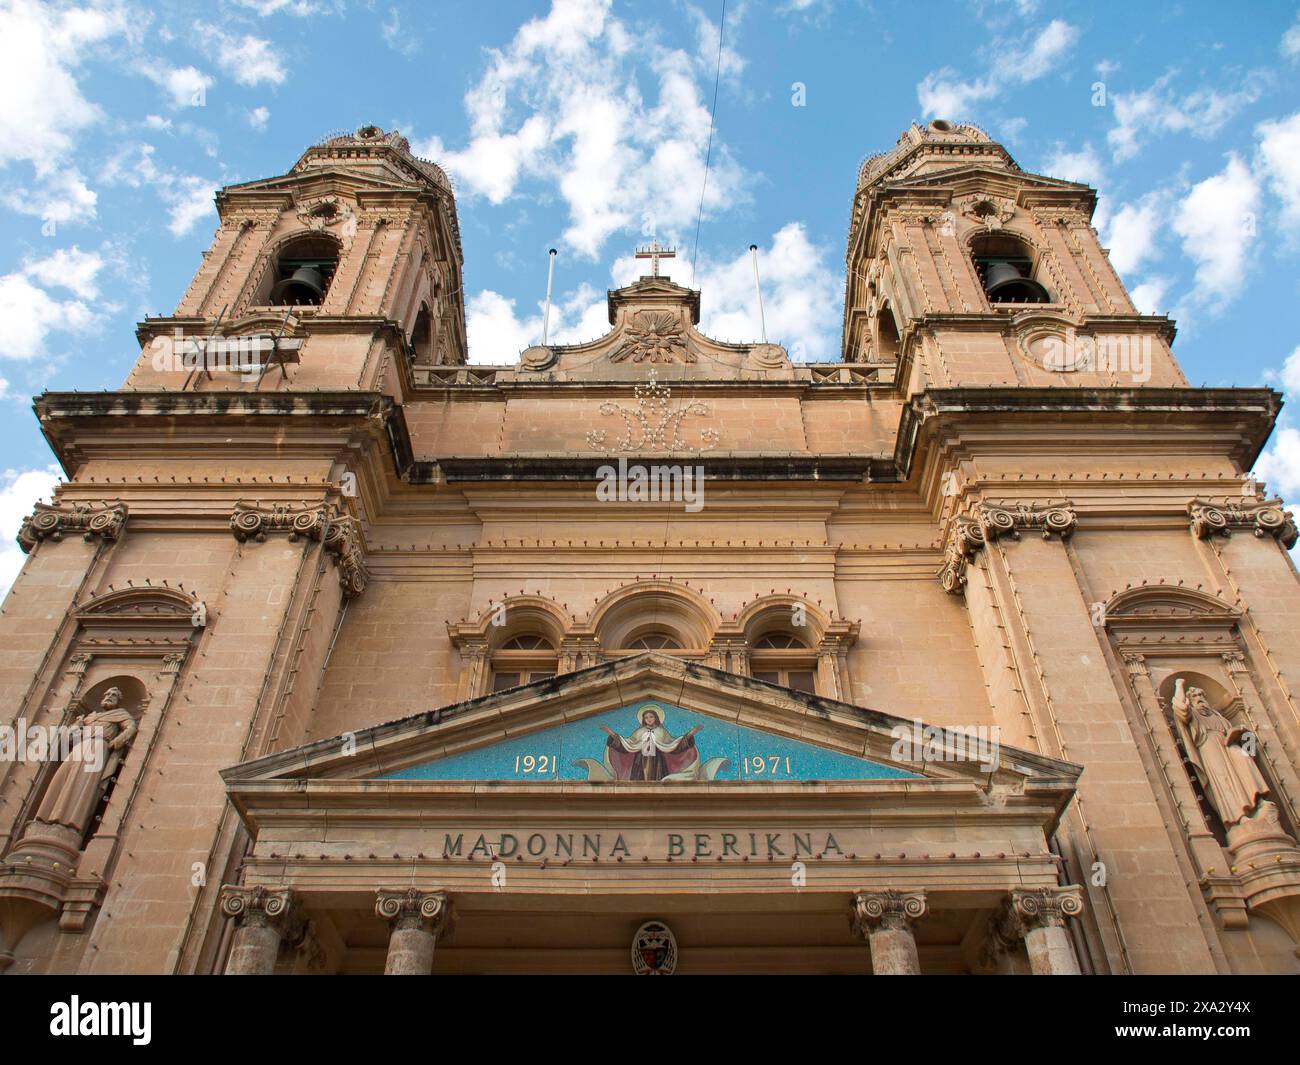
[
  {"left": 939, "top": 501, "right": 1076, "bottom": 595},
  {"left": 1009, "top": 885, "right": 1084, "bottom": 930},
  {"left": 18, "top": 500, "right": 127, "bottom": 553},
  {"left": 850, "top": 890, "right": 927, "bottom": 937},
  {"left": 229, "top": 501, "right": 368, "bottom": 597},
  {"left": 375, "top": 888, "right": 451, "bottom": 935},
  {"left": 1189, "top": 497, "right": 1297, "bottom": 549},
  {"left": 219, "top": 885, "right": 304, "bottom": 936}
]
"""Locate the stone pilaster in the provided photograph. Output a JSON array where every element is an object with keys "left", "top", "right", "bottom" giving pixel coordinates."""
[
  {"left": 219, "top": 886, "right": 305, "bottom": 975},
  {"left": 376, "top": 889, "right": 450, "bottom": 975},
  {"left": 850, "top": 890, "right": 927, "bottom": 974}
]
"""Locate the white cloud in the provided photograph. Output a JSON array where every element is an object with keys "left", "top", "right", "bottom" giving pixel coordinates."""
[
  {"left": 0, "top": 466, "right": 63, "bottom": 602},
  {"left": 232, "top": 0, "right": 319, "bottom": 14},
  {"left": 688, "top": 223, "right": 840, "bottom": 360},
  {"left": 22, "top": 245, "right": 105, "bottom": 299},
  {"left": 1275, "top": 345, "right": 1300, "bottom": 394},
  {"left": 1128, "top": 277, "right": 1170, "bottom": 315},
  {"left": 1254, "top": 427, "right": 1300, "bottom": 499},
  {"left": 1104, "top": 192, "right": 1165, "bottom": 275},
  {"left": 139, "top": 63, "right": 214, "bottom": 109},
  {"left": 381, "top": 6, "right": 418, "bottom": 57},
  {"left": 1171, "top": 154, "right": 1260, "bottom": 310},
  {"left": 917, "top": 18, "right": 1079, "bottom": 118},
  {"left": 466, "top": 282, "right": 608, "bottom": 363},
  {"left": 0, "top": 0, "right": 123, "bottom": 169},
  {"left": 465, "top": 223, "right": 839, "bottom": 364},
  {"left": 0, "top": 0, "right": 128, "bottom": 225},
  {"left": 144, "top": 114, "right": 172, "bottom": 131},
  {"left": 1042, "top": 142, "right": 1104, "bottom": 186},
  {"left": 196, "top": 24, "right": 287, "bottom": 86},
  {"left": 0, "top": 271, "right": 100, "bottom": 361},
  {"left": 1108, "top": 72, "right": 1268, "bottom": 162},
  {"left": 0, "top": 166, "right": 97, "bottom": 225},
  {"left": 248, "top": 106, "right": 271, "bottom": 131},
  {"left": 1256, "top": 111, "right": 1300, "bottom": 234},
  {"left": 1283, "top": 13, "right": 1300, "bottom": 59},
  {"left": 102, "top": 144, "right": 217, "bottom": 236},
  {"left": 413, "top": 0, "right": 748, "bottom": 259}
]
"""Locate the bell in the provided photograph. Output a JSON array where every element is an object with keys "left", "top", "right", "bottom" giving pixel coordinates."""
[
  {"left": 983, "top": 260, "right": 1050, "bottom": 304},
  {"left": 270, "top": 266, "right": 325, "bottom": 306}
]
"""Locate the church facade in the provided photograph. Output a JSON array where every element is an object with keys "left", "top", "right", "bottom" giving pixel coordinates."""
[{"left": 1, "top": 120, "right": 1298, "bottom": 975}]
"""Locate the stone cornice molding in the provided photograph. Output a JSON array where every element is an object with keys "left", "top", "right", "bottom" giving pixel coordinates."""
[
  {"left": 17, "top": 501, "right": 127, "bottom": 553},
  {"left": 1188, "top": 497, "right": 1297, "bottom": 549},
  {"left": 375, "top": 888, "right": 450, "bottom": 935},
  {"left": 939, "top": 501, "right": 1076, "bottom": 595},
  {"left": 230, "top": 501, "right": 369, "bottom": 597},
  {"left": 850, "top": 890, "right": 927, "bottom": 937}
]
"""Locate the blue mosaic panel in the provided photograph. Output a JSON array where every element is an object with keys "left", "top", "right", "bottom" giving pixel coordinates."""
[{"left": 383, "top": 701, "right": 918, "bottom": 782}]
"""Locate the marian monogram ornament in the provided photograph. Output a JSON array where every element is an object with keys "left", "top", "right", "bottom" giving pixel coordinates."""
[{"left": 587, "top": 369, "right": 720, "bottom": 454}]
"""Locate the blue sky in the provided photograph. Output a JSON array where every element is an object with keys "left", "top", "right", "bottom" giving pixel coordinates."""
[{"left": 1, "top": 0, "right": 1299, "bottom": 591}]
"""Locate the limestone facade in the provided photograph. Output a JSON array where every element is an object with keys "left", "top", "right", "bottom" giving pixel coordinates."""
[{"left": 0, "top": 121, "right": 1297, "bottom": 974}]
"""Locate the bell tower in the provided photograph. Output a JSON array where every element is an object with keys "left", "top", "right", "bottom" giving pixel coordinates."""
[
  {"left": 842, "top": 120, "right": 1186, "bottom": 393},
  {"left": 126, "top": 125, "right": 468, "bottom": 392}
]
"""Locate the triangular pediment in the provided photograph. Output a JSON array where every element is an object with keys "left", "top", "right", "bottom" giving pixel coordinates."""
[{"left": 222, "top": 654, "right": 1080, "bottom": 801}]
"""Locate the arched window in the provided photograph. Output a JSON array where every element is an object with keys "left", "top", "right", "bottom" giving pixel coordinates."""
[
  {"left": 624, "top": 632, "right": 682, "bottom": 651},
  {"left": 970, "top": 232, "right": 1051, "bottom": 305},
  {"left": 489, "top": 633, "right": 558, "bottom": 692},
  {"left": 749, "top": 631, "right": 817, "bottom": 693},
  {"left": 264, "top": 235, "right": 339, "bottom": 307},
  {"left": 410, "top": 303, "right": 434, "bottom": 363},
  {"left": 876, "top": 302, "right": 901, "bottom": 362}
]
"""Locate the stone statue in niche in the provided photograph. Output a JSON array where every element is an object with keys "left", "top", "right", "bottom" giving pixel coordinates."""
[
  {"left": 32, "top": 686, "right": 138, "bottom": 840},
  {"left": 1171, "top": 678, "right": 1274, "bottom": 829}
]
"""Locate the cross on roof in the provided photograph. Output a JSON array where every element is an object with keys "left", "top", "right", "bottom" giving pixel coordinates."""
[{"left": 635, "top": 240, "right": 676, "bottom": 278}]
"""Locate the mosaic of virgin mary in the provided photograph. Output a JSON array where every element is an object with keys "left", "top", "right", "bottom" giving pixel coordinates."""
[{"left": 576, "top": 706, "right": 729, "bottom": 781}]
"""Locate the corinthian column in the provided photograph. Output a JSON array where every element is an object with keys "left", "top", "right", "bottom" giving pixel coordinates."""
[
  {"left": 219, "top": 886, "right": 304, "bottom": 975},
  {"left": 376, "top": 889, "right": 451, "bottom": 975},
  {"left": 851, "top": 890, "right": 927, "bottom": 974},
  {"left": 1010, "top": 886, "right": 1084, "bottom": 975}
]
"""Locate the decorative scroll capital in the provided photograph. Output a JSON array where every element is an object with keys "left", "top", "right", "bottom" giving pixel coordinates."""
[
  {"left": 975, "top": 501, "right": 1077, "bottom": 542},
  {"left": 1009, "top": 885, "right": 1084, "bottom": 930},
  {"left": 230, "top": 501, "right": 368, "bottom": 597},
  {"left": 939, "top": 501, "right": 1076, "bottom": 595},
  {"left": 18, "top": 501, "right": 127, "bottom": 553},
  {"left": 1188, "top": 498, "right": 1297, "bottom": 549},
  {"left": 375, "top": 889, "right": 450, "bottom": 935},
  {"left": 939, "top": 516, "right": 985, "bottom": 594},
  {"left": 230, "top": 500, "right": 332, "bottom": 542},
  {"left": 219, "top": 885, "right": 304, "bottom": 938},
  {"left": 851, "top": 890, "right": 928, "bottom": 937},
  {"left": 322, "top": 514, "right": 369, "bottom": 597}
]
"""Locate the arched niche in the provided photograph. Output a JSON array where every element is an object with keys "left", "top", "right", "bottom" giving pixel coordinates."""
[{"left": 248, "top": 231, "right": 343, "bottom": 308}]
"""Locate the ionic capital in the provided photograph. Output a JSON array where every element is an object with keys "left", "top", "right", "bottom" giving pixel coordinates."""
[
  {"left": 219, "top": 885, "right": 305, "bottom": 940},
  {"left": 1189, "top": 498, "right": 1297, "bottom": 549},
  {"left": 18, "top": 501, "right": 128, "bottom": 553},
  {"left": 1009, "top": 885, "right": 1084, "bottom": 930},
  {"left": 375, "top": 889, "right": 451, "bottom": 935},
  {"left": 850, "top": 890, "right": 928, "bottom": 937}
]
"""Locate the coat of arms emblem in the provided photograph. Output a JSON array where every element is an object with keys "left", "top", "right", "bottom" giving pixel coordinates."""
[{"left": 632, "top": 920, "right": 678, "bottom": 975}]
